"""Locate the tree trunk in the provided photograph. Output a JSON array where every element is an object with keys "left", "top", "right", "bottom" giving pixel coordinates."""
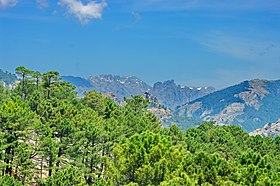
[
  {"left": 47, "top": 89, "right": 50, "bottom": 100},
  {"left": 98, "top": 142, "right": 106, "bottom": 178},
  {"left": 56, "top": 146, "right": 63, "bottom": 169},
  {"left": 48, "top": 158, "right": 53, "bottom": 177},
  {"left": 36, "top": 77, "right": 39, "bottom": 90},
  {"left": 40, "top": 157, "right": 43, "bottom": 179},
  {"left": 4, "top": 145, "right": 13, "bottom": 176},
  {"left": 22, "top": 74, "right": 25, "bottom": 99}
]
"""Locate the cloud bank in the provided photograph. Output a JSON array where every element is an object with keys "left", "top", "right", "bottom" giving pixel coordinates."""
[
  {"left": 0, "top": 0, "right": 17, "bottom": 8},
  {"left": 59, "top": 0, "right": 107, "bottom": 24}
]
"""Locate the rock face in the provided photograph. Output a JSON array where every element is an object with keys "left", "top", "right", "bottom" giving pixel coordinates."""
[
  {"left": 150, "top": 80, "right": 215, "bottom": 110},
  {"left": 62, "top": 75, "right": 214, "bottom": 110},
  {"left": 250, "top": 119, "right": 280, "bottom": 138},
  {"left": 174, "top": 79, "right": 280, "bottom": 132}
]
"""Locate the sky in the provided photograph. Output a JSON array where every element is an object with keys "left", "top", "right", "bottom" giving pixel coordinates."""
[{"left": 0, "top": 0, "right": 280, "bottom": 89}]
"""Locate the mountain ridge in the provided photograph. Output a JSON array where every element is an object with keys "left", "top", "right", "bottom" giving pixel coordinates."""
[
  {"left": 174, "top": 79, "right": 280, "bottom": 132},
  {"left": 61, "top": 74, "right": 214, "bottom": 109}
]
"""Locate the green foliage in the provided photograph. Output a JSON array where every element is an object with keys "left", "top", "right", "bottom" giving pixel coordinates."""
[
  {"left": 112, "top": 131, "right": 184, "bottom": 185},
  {"left": 0, "top": 97, "right": 35, "bottom": 183},
  {"left": 83, "top": 91, "right": 106, "bottom": 116},
  {"left": 15, "top": 66, "right": 32, "bottom": 99},
  {"left": 0, "top": 66, "right": 279, "bottom": 185},
  {"left": 0, "top": 175, "right": 21, "bottom": 186},
  {"left": 45, "top": 166, "right": 86, "bottom": 186},
  {"left": 122, "top": 96, "right": 161, "bottom": 135},
  {"left": 0, "top": 84, "right": 4, "bottom": 97}
]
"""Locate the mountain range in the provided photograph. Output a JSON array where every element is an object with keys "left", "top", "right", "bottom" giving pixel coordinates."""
[
  {"left": 62, "top": 75, "right": 214, "bottom": 110},
  {"left": 1, "top": 69, "right": 279, "bottom": 136}
]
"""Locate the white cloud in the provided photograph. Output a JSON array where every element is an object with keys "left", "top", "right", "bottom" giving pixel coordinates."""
[
  {"left": 0, "top": 0, "right": 17, "bottom": 8},
  {"left": 59, "top": 0, "right": 107, "bottom": 24},
  {"left": 36, "top": 0, "right": 49, "bottom": 8}
]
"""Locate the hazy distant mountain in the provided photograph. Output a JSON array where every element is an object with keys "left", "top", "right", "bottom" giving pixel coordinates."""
[
  {"left": 62, "top": 75, "right": 214, "bottom": 109},
  {"left": 174, "top": 79, "right": 280, "bottom": 132},
  {"left": 87, "top": 75, "right": 152, "bottom": 101},
  {"left": 61, "top": 76, "right": 93, "bottom": 88},
  {"left": 0, "top": 69, "right": 17, "bottom": 86},
  {"left": 62, "top": 75, "right": 152, "bottom": 100},
  {"left": 61, "top": 76, "right": 94, "bottom": 97}
]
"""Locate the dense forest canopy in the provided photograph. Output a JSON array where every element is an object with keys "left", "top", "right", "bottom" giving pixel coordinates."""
[{"left": 0, "top": 67, "right": 279, "bottom": 185}]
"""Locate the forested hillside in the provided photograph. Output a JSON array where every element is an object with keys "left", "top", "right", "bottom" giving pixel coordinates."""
[{"left": 0, "top": 67, "right": 279, "bottom": 185}]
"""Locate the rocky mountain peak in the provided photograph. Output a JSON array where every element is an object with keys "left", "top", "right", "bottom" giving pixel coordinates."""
[{"left": 151, "top": 80, "right": 215, "bottom": 110}]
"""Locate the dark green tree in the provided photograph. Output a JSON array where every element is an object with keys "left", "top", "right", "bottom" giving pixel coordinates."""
[
  {"left": 0, "top": 175, "right": 21, "bottom": 186},
  {"left": 83, "top": 90, "right": 106, "bottom": 116},
  {"left": 45, "top": 166, "right": 86, "bottom": 186},
  {"left": 31, "top": 71, "right": 41, "bottom": 90},
  {"left": 15, "top": 66, "right": 31, "bottom": 99},
  {"left": 42, "top": 71, "right": 60, "bottom": 99},
  {"left": 0, "top": 97, "right": 34, "bottom": 183}
]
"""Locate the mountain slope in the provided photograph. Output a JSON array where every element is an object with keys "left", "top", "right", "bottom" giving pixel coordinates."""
[
  {"left": 61, "top": 76, "right": 93, "bottom": 88},
  {"left": 174, "top": 79, "right": 280, "bottom": 132},
  {"left": 249, "top": 119, "right": 280, "bottom": 138},
  {"left": 0, "top": 69, "right": 17, "bottom": 86}
]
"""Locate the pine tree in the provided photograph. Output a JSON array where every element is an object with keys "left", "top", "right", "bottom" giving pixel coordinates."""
[
  {"left": 15, "top": 66, "right": 31, "bottom": 99},
  {"left": 0, "top": 97, "right": 34, "bottom": 182}
]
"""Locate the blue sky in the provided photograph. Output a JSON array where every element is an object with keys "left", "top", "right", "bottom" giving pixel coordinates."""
[{"left": 0, "top": 0, "right": 280, "bottom": 89}]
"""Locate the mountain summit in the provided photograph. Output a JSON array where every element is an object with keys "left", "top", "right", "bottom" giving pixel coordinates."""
[{"left": 151, "top": 80, "right": 214, "bottom": 109}]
